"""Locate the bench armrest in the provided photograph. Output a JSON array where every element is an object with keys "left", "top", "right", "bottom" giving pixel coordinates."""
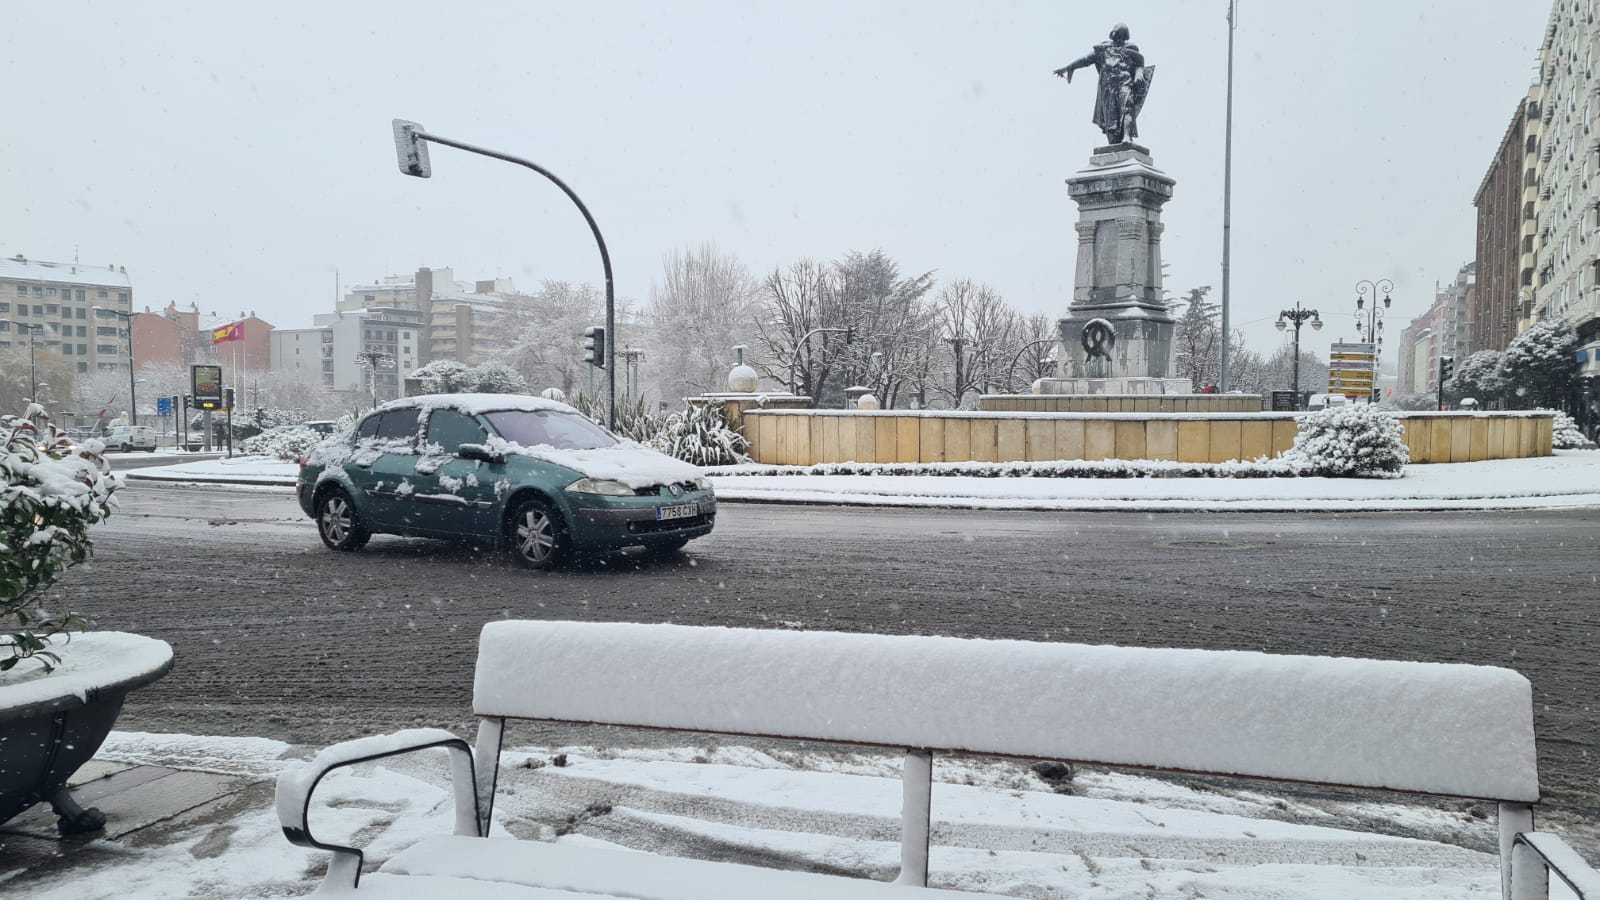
[
  {"left": 1511, "top": 832, "right": 1600, "bottom": 899},
  {"left": 275, "top": 727, "right": 481, "bottom": 890}
]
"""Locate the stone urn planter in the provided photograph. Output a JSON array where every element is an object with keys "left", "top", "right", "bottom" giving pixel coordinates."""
[{"left": 0, "top": 632, "right": 174, "bottom": 833}]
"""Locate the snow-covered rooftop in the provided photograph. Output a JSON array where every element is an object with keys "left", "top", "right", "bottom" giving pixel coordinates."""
[{"left": 0, "top": 256, "right": 132, "bottom": 289}]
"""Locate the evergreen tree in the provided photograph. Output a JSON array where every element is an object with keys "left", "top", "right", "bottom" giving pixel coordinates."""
[{"left": 1499, "top": 319, "right": 1578, "bottom": 410}]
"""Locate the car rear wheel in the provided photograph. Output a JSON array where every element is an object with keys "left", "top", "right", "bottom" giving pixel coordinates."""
[
  {"left": 509, "top": 498, "right": 564, "bottom": 570},
  {"left": 120, "top": 442, "right": 132, "bottom": 453},
  {"left": 316, "top": 488, "right": 370, "bottom": 551}
]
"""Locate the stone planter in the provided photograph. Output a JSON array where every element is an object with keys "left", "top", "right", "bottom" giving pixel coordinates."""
[{"left": 0, "top": 632, "right": 174, "bottom": 834}]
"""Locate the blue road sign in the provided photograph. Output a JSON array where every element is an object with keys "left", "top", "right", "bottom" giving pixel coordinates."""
[{"left": 156, "top": 397, "right": 173, "bottom": 416}]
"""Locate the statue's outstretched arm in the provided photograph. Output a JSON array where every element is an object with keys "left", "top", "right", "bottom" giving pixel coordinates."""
[{"left": 1053, "top": 53, "right": 1096, "bottom": 80}]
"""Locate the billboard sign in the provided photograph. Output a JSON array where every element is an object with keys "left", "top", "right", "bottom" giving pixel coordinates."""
[{"left": 192, "top": 365, "right": 223, "bottom": 403}]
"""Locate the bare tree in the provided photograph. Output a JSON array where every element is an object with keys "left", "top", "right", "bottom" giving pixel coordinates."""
[
  {"left": 753, "top": 259, "right": 841, "bottom": 399},
  {"left": 934, "top": 279, "right": 1016, "bottom": 407}
]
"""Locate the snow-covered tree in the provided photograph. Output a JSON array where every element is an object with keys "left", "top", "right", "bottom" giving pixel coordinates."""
[
  {"left": 1499, "top": 319, "right": 1578, "bottom": 410},
  {"left": 753, "top": 259, "right": 845, "bottom": 400},
  {"left": 933, "top": 278, "right": 1015, "bottom": 408},
  {"left": 1546, "top": 410, "right": 1591, "bottom": 449},
  {"left": 469, "top": 362, "right": 529, "bottom": 394},
  {"left": 644, "top": 244, "right": 762, "bottom": 403},
  {"left": 1445, "top": 349, "right": 1505, "bottom": 406},
  {"left": 489, "top": 281, "right": 611, "bottom": 396},
  {"left": 1171, "top": 286, "right": 1221, "bottom": 390},
  {"left": 411, "top": 360, "right": 475, "bottom": 394}
]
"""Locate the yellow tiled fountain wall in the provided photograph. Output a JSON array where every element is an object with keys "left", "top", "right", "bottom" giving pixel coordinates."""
[{"left": 741, "top": 411, "right": 1555, "bottom": 466}]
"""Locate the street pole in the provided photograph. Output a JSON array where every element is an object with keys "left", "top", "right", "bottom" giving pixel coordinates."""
[
  {"left": 1353, "top": 279, "right": 1392, "bottom": 403},
  {"left": 1275, "top": 303, "right": 1322, "bottom": 409},
  {"left": 391, "top": 120, "right": 617, "bottom": 430},
  {"left": 93, "top": 306, "right": 139, "bottom": 425},
  {"left": 1219, "top": 0, "right": 1237, "bottom": 392}
]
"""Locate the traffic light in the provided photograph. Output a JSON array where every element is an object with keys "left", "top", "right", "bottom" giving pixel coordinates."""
[
  {"left": 1438, "top": 355, "right": 1455, "bottom": 384},
  {"left": 845, "top": 326, "right": 855, "bottom": 344},
  {"left": 583, "top": 326, "right": 606, "bottom": 369},
  {"left": 224, "top": 388, "right": 235, "bottom": 410}
]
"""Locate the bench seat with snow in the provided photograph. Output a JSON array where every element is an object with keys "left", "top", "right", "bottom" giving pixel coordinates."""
[{"left": 275, "top": 620, "right": 1598, "bottom": 899}]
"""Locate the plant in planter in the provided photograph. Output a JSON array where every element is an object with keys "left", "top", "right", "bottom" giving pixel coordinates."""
[{"left": 1, "top": 406, "right": 174, "bottom": 835}]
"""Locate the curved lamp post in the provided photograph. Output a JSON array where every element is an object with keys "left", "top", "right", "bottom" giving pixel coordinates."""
[
  {"left": 1004, "top": 339, "right": 1058, "bottom": 393},
  {"left": 391, "top": 120, "right": 617, "bottom": 430},
  {"left": 1274, "top": 303, "right": 1322, "bottom": 408},
  {"left": 788, "top": 326, "right": 851, "bottom": 394},
  {"left": 1353, "top": 279, "right": 1392, "bottom": 403},
  {"left": 92, "top": 306, "right": 138, "bottom": 426}
]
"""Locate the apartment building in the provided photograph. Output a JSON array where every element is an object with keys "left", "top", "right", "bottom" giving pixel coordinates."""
[{"left": 0, "top": 254, "right": 134, "bottom": 375}]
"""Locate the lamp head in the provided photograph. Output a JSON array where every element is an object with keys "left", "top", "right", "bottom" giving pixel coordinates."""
[{"left": 1275, "top": 318, "right": 1286, "bottom": 331}]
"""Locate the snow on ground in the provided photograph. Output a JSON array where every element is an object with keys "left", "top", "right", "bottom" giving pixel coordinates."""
[
  {"left": 11, "top": 732, "right": 1583, "bottom": 899},
  {"left": 123, "top": 451, "right": 1600, "bottom": 511}
]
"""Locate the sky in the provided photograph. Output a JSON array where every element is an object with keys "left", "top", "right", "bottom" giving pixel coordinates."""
[{"left": 4, "top": 1, "right": 1553, "bottom": 363}]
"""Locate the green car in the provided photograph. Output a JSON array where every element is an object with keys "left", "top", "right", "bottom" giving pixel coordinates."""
[{"left": 296, "top": 394, "right": 716, "bottom": 568}]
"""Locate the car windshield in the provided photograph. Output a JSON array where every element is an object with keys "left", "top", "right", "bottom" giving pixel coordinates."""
[{"left": 483, "top": 409, "right": 616, "bottom": 451}]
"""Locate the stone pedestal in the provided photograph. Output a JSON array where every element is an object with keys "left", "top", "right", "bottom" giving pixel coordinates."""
[{"left": 1049, "top": 143, "right": 1179, "bottom": 389}]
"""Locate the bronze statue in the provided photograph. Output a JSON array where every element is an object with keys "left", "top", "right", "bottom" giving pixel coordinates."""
[{"left": 1054, "top": 23, "right": 1154, "bottom": 146}]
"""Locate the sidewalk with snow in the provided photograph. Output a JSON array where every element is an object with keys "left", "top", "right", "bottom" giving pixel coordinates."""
[{"left": 121, "top": 450, "right": 1600, "bottom": 511}]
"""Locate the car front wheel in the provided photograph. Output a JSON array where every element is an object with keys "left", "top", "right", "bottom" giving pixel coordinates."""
[
  {"left": 508, "top": 498, "right": 565, "bottom": 570},
  {"left": 316, "top": 488, "right": 370, "bottom": 551}
]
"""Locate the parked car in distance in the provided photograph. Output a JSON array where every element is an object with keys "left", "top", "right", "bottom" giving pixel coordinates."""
[
  {"left": 301, "top": 420, "right": 338, "bottom": 435},
  {"left": 104, "top": 425, "right": 158, "bottom": 452},
  {"left": 1306, "top": 393, "right": 1350, "bottom": 412},
  {"left": 296, "top": 394, "right": 715, "bottom": 569}
]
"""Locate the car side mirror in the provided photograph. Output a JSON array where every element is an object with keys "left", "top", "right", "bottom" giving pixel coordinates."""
[{"left": 458, "top": 443, "right": 505, "bottom": 465}]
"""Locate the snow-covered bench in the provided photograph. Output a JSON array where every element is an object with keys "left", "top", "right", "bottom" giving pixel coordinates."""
[{"left": 277, "top": 620, "right": 1597, "bottom": 899}]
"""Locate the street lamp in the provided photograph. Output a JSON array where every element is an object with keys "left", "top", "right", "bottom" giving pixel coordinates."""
[
  {"left": 1274, "top": 302, "right": 1322, "bottom": 408},
  {"left": 1, "top": 320, "right": 44, "bottom": 400},
  {"left": 391, "top": 119, "right": 617, "bottom": 431},
  {"left": 1353, "top": 279, "right": 1392, "bottom": 403},
  {"left": 787, "top": 326, "right": 852, "bottom": 394},
  {"left": 92, "top": 306, "right": 139, "bottom": 425}
]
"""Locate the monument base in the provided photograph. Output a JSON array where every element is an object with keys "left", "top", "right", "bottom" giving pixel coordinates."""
[{"left": 1032, "top": 377, "right": 1192, "bottom": 396}]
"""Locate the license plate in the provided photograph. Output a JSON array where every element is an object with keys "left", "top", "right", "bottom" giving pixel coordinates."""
[{"left": 656, "top": 503, "right": 698, "bottom": 521}]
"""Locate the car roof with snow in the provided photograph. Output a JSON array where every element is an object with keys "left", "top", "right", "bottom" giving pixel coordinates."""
[{"left": 377, "top": 393, "right": 577, "bottom": 416}]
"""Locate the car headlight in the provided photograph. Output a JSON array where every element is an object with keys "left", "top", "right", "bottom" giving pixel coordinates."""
[
  {"left": 692, "top": 476, "right": 712, "bottom": 491},
  {"left": 566, "top": 477, "right": 636, "bottom": 496}
]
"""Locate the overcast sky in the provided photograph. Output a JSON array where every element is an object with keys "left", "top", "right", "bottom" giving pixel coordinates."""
[{"left": 5, "top": 1, "right": 1551, "bottom": 361}]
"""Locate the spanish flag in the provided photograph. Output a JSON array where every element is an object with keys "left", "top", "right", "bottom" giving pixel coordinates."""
[{"left": 211, "top": 322, "right": 244, "bottom": 343}]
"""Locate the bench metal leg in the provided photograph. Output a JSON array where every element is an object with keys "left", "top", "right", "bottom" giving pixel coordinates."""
[
  {"left": 895, "top": 749, "right": 933, "bottom": 887},
  {"left": 474, "top": 718, "right": 505, "bottom": 837},
  {"left": 1501, "top": 801, "right": 1540, "bottom": 900}
]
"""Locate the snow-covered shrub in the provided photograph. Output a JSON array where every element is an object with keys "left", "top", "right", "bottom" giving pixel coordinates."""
[
  {"left": 411, "top": 360, "right": 476, "bottom": 394},
  {"left": 1546, "top": 410, "right": 1592, "bottom": 449},
  {"left": 568, "top": 392, "right": 666, "bottom": 444},
  {"left": 1282, "top": 404, "right": 1409, "bottom": 478},
  {"left": 650, "top": 401, "right": 751, "bottom": 466},
  {"left": 239, "top": 426, "right": 323, "bottom": 461},
  {"left": 2, "top": 410, "right": 117, "bottom": 672}
]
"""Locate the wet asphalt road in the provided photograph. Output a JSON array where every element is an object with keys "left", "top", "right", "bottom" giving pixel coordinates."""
[{"left": 47, "top": 480, "right": 1600, "bottom": 829}]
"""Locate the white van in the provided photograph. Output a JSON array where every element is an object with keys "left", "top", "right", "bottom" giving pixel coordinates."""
[
  {"left": 1306, "top": 393, "right": 1350, "bottom": 412},
  {"left": 104, "top": 425, "right": 158, "bottom": 452}
]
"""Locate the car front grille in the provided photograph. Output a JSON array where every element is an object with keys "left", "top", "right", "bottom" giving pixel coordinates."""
[{"left": 634, "top": 481, "right": 700, "bottom": 497}]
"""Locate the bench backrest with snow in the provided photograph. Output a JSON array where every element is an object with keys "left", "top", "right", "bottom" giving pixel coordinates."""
[{"left": 278, "top": 620, "right": 1591, "bottom": 899}]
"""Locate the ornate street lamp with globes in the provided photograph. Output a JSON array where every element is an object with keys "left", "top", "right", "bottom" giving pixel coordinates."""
[
  {"left": 1354, "top": 279, "right": 1392, "bottom": 403},
  {"left": 1275, "top": 303, "right": 1322, "bottom": 408}
]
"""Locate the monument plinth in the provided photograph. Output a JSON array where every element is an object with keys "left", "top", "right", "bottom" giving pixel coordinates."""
[{"left": 1035, "top": 142, "right": 1189, "bottom": 396}]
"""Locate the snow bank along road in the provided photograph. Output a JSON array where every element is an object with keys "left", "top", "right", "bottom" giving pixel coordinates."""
[{"left": 58, "top": 481, "right": 1600, "bottom": 853}]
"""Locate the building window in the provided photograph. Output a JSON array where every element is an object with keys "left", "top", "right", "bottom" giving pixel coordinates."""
[
  {"left": 14, "top": 285, "right": 23, "bottom": 296},
  {"left": 15, "top": 305, "right": 26, "bottom": 317},
  {"left": 62, "top": 344, "right": 73, "bottom": 356},
  {"left": 76, "top": 326, "right": 86, "bottom": 337},
  {"left": 46, "top": 304, "right": 57, "bottom": 314},
  {"left": 78, "top": 344, "right": 87, "bottom": 354},
  {"left": 33, "top": 287, "right": 43, "bottom": 298},
  {"left": 75, "top": 307, "right": 85, "bottom": 318},
  {"left": 98, "top": 289, "right": 107, "bottom": 299},
  {"left": 97, "top": 326, "right": 119, "bottom": 336},
  {"left": 118, "top": 292, "right": 129, "bottom": 304},
  {"left": 32, "top": 305, "right": 42, "bottom": 315},
  {"left": 45, "top": 287, "right": 56, "bottom": 297},
  {"left": 97, "top": 344, "right": 117, "bottom": 354},
  {"left": 0, "top": 302, "right": 7, "bottom": 313},
  {"left": 75, "top": 289, "right": 85, "bottom": 301}
]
